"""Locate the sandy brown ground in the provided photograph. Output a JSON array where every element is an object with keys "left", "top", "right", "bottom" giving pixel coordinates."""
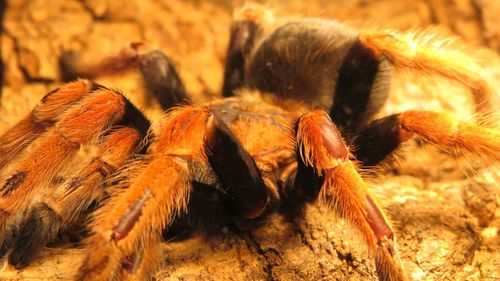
[{"left": 0, "top": 0, "right": 500, "bottom": 280}]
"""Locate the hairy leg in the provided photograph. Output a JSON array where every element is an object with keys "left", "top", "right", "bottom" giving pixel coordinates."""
[
  {"left": 60, "top": 43, "right": 190, "bottom": 110},
  {"left": 296, "top": 110, "right": 407, "bottom": 281},
  {"left": 0, "top": 88, "right": 127, "bottom": 244},
  {"left": 359, "top": 31, "right": 493, "bottom": 112},
  {"left": 222, "top": 3, "right": 274, "bottom": 97},
  {"left": 330, "top": 39, "right": 391, "bottom": 134},
  {"left": 5, "top": 127, "right": 142, "bottom": 268},
  {"left": 354, "top": 110, "right": 500, "bottom": 166},
  {"left": 77, "top": 106, "right": 269, "bottom": 280},
  {"left": 0, "top": 79, "right": 95, "bottom": 170}
]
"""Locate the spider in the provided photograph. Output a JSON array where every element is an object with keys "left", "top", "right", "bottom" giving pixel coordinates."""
[{"left": 0, "top": 3, "right": 498, "bottom": 281}]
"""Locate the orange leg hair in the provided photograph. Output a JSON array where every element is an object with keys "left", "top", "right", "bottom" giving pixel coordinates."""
[
  {"left": 354, "top": 109, "right": 500, "bottom": 166},
  {"left": 119, "top": 235, "right": 163, "bottom": 281},
  {"left": 6, "top": 127, "right": 142, "bottom": 268},
  {"left": 76, "top": 107, "right": 213, "bottom": 281},
  {"left": 396, "top": 110, "right": 500, "bottom": 162},
  {"left": 296, "top": 110, "right": 407, "bottom": 281},
  {"left": 0, "top": 79, "right": 93, "bottom": 170},
  {"left": 359, "top": 31, "right": 493, "bottom": 112},
  {"left": 0, "top": 88, "right": 126, "bottom": 242},
  {"left": 60, "top": 42, "right": 153, "bottom": 80},
  {"left": 78, "top": 104, "right": 269, "bottom": 280},
  {"left": 56, "top": 127, "right": 143, "bottom": 224}
]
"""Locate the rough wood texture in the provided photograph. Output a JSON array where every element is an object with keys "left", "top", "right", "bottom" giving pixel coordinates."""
[{"left": 0, "top": 0, "right": 499, "bottom": 280}]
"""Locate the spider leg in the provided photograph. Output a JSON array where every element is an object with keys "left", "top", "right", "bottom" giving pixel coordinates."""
[
  {"left": 61, "top": 43, "right": 189, "bottom": 110},
  {"left": 330, "top": 40, "right": 391, "bottom": 135},
  {"left": 0, "top": 87, "right": 127, "bottom": 249},
  {"left": 0, "top": 79, "right": 95, "bottom": 170},
  {"left": 296, "top": 110, "right": 407, "bottom": 281},
  {"left": 354, "top": 110, "right": 500, "bottom": 166},
  {"left": 118, "top": 235, "right": 165, "bottom": 281},
  {"left": 59, "top": 42, "right": 151, "bottom": 80},
  {"left": 77, "top": 106, "right": 269, "bottom": 281},
  {"left": 359, "top": 31, "right": 493, "bottom": 112},
  {"left": 5, "top": 127, "right": 142, "bottom": 269},
  {"left": 222, "top": 3, "right": 274, "bottom": 97}
]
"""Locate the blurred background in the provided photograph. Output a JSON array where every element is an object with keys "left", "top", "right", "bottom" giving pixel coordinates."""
[{"left": 0, "top": 1, "right": 499, "bottom": 280}]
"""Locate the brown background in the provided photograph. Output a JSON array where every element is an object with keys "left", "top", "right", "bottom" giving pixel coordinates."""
[{"left": 0, "top": 0, "right": 499, "bottom": 280}]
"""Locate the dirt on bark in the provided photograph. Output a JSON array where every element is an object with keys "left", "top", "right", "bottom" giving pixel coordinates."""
[{"left": 0, "top": 0, "right": 499, "bottom": 280}]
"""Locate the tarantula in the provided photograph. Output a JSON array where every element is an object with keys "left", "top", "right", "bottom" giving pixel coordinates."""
[{"left": 0, "top": 3, "right": 498, "bottom": 281}]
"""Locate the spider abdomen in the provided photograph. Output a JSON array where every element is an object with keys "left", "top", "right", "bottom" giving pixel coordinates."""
[
  {"left": 246, "top": 19, "right": 392, "bottom": 132},
  {"left": 247, "top": 20, "right": 358, "bottom": 109}
]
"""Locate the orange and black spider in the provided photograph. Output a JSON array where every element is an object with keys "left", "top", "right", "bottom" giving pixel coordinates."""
[{"left": 0, "top": 3, "right": 498, "bottom": 281}]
